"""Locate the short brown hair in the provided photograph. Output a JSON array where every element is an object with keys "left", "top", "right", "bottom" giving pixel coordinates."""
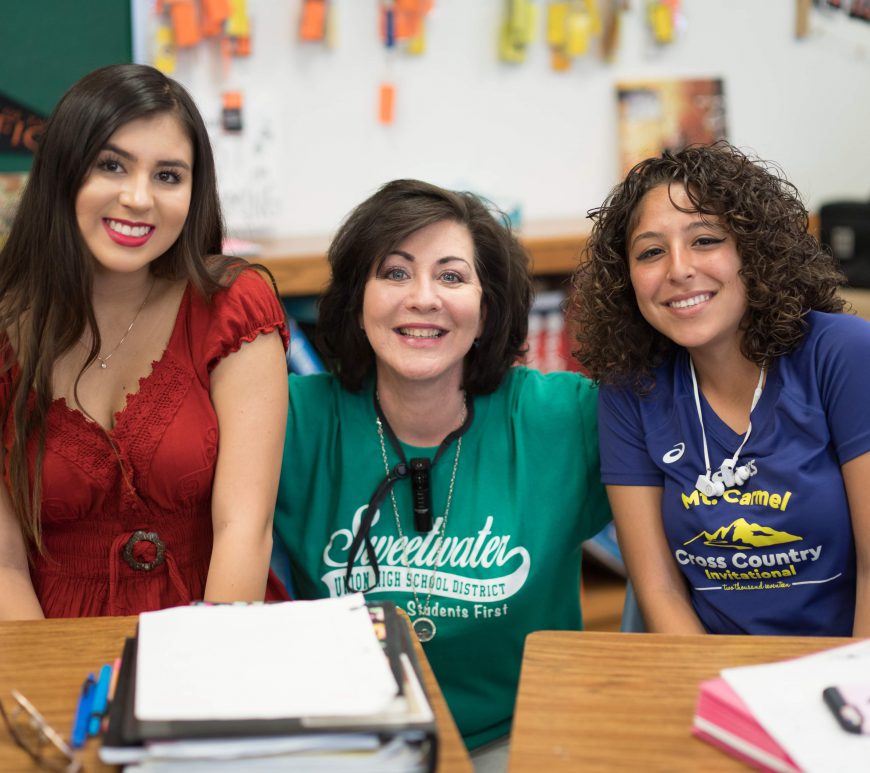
[{"left": 317, "top": 179, "right": 533, "bottom": 394}]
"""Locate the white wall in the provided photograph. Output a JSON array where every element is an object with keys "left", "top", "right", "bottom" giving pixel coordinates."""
[{"left": 135, "top": 0, "right": 870, "bottom": 238}]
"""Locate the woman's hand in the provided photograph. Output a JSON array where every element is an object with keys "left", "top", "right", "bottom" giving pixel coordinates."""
[{"left": 0, "top": 482, "right": 44, "bottom": 620}]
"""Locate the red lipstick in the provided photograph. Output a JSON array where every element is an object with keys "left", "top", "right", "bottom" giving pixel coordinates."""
[{"left": 102, "top": 218, "right": 154, "bottom": 248}]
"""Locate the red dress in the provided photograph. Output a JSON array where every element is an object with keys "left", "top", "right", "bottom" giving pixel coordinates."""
[{"left": 1, "top": 270, "right": 290, "bottom": 617}]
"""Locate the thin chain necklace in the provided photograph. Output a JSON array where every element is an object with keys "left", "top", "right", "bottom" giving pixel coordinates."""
[
  {"left": 82, "top": 277, "right": 156, "bottom": 369},
  {"left": 375, "top": 396, "right": 465, "bottom": 643}
]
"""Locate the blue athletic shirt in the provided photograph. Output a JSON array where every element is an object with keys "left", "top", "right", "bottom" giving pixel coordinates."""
[{"left": 599, "top": 311, "right": 870, "bottom": 635}]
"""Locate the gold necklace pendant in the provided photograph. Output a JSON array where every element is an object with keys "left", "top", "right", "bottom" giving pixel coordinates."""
[
  {"left": 412, "top": 617, "right": 437, "bottom": 642},
  {"left": 81, "top": 277, "right": 156, "bottom": 370}
]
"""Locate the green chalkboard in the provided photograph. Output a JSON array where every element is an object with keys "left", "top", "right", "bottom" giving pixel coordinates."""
[{"left": 0, "top": 1, "right": 132, "bottom": 172}]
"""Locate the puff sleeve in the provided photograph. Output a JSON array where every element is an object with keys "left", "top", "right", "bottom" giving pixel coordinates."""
[{"left": 188, "top": 269, "right": 289, "bottom": 382}]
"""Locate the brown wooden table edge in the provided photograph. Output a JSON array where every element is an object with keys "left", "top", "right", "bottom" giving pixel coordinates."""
[{"left": 509, "top": 629, "right": 856, "bottom": 772}]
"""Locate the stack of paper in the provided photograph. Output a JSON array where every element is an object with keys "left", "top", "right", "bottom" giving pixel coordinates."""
[
  {"left": 693, "top": 678, "right": 800, "bottom": 773},
  {"left": 100, "top": 595, "right": 436, "bottom": 772},
  {"left": 692, "top": 640, "right": 870, "bottom": 773}
]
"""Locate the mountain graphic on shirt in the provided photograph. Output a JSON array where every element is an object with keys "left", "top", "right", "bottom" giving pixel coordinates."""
[{"left": 683, "top": 518, "right": 802, "bottom": 550}]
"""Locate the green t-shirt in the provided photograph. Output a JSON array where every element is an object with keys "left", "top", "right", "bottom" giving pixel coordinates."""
[{"left": 274, "top": 367, "right": 611, "bottom": 749}]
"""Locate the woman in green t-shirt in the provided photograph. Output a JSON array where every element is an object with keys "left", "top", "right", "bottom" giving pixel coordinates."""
[{"left": 274, "top": 179, "right": 611, "bottom": 757}]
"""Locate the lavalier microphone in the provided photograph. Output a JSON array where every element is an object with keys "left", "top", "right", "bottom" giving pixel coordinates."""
[
  {"left": 345, "top": 391, "right": 477, "bottom": 594},
  {"left": 410, "top": 457, "right": 433, "bottom": 532}
]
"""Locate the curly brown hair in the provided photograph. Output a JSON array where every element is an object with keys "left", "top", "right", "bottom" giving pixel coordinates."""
[{"left": 568, "top": 141, "right": 845, "bottom": 391}]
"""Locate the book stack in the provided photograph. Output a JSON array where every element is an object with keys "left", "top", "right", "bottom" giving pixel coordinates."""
[
  {"left": 100, "top": 596, "right": 437, "bottom": 772},
  {"left": 285, "top": 316, "right": 325, "bottom": 376},
  {"left": 692, "top": 639, "right": 870, "bottom": 773},
  {"left": 524, "top": 289, "right": 580, "bottom": 374}
]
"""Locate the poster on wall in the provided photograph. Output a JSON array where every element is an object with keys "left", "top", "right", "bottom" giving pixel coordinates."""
[{"left": 615, "top": 78, "right": 728, "bottom": 176}]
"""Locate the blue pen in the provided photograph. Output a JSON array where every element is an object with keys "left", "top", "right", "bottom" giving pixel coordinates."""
[
  {"left": 70, "top": 673, "right": 96, "bottom": 749},
  {"left": 88, "top": 663, "right": 113, "bottom": 736}
]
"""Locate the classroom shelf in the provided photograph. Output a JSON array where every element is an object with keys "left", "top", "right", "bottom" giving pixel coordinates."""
[
  {"left": 252, "top": 220, "right": 591, "bottom": 297},
  {"left": 250, "top": 215, "right": 870, "bottom": 323}
]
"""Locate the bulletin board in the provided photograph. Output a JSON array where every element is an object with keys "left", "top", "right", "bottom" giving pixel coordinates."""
[
  {"left": 0, "top": 0, "right": 132, "bottom": 172},
  {"left": 129, "top": 0, "right": 870, "bottom": 242}
]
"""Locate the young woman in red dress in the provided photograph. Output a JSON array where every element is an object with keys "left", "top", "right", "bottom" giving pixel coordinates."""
[{"left": 0, "top": 64, "right": 289, "bottom": 618}]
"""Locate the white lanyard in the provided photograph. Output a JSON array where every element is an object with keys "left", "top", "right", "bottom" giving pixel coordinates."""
[{"left": 691, "top": 358, "right": 765, "bottom": 494}]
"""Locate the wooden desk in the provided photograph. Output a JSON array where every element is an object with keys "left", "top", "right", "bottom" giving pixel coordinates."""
[
  {"left": 0, "top": 616, "right": 471, "bottom": 773},
  {"left": 509, "top": 630, "right": 850, "bottom": 772}
]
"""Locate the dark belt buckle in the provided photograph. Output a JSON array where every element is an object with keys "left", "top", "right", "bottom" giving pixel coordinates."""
[{"left": 122, "top": 530, "right": 166, "bottom": 571}]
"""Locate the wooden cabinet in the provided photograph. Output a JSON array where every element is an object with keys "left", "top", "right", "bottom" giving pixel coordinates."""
[{"left": 840, "top": 288, "right": 870, "bottom": 322}]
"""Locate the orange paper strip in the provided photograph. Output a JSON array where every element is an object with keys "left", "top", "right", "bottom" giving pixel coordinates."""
[
  {"left": 170, "top": 1, "right": 201, "bottom": 47},
  {"left": 202, "top": 0, "right": 230, "bottom": 36},
  {"left": 300, "top": 0, "right": 327, "bottom": 41},
  {"left": 379, "top": 82, "right": 395, "bottom": 125}
]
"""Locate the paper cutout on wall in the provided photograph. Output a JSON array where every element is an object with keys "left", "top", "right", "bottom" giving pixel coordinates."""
[
  {"left": 500, "top": 0, "right": 537, "bottom": 63},
  {"left": 380, "top": 0, "right": 432, "bottom": 53},
  {"left": 0, "top": 92, "right": 46, "bottom": 155}
]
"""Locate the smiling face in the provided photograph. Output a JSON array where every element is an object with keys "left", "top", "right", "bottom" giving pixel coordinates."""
[
  {"left": 75, "top": 112, "right": 193, "bottom": 277},
  {"left": 361, "top": 219, "right": 485, "bottom": 392},
  {"left": 628, "top": 183, "right": 747, "bottom": 360}
]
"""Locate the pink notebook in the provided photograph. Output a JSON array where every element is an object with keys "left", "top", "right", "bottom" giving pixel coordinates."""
[{"left": 692, "top": 677, "right": 801, "bottom": 773}]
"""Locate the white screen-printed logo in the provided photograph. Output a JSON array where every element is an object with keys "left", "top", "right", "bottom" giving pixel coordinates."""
[{"left": 663, "top": 442, "right": 686, "bottom": 464}]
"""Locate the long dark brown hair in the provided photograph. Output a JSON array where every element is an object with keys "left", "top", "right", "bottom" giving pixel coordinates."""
[
  {"left": 569, "top": 142, "right": 845, "bottom": 391},
  {"left": 317, "top": 179, "right": 533, "bottom": 395},
  {"left": 0, "top": 64, "right": 242, "bottom": 549}
]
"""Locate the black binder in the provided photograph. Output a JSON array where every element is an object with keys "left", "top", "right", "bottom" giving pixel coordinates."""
[{"left": 100, "top": 602, "right": 438, "bottom": 771}]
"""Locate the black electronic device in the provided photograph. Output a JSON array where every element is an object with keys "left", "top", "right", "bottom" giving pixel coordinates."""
[
  {"left": 819, "top": 200, "right": 870, "bottom": 288},
  {"left": 410, "top": 457, "right": 433, "bottom": 532}
]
